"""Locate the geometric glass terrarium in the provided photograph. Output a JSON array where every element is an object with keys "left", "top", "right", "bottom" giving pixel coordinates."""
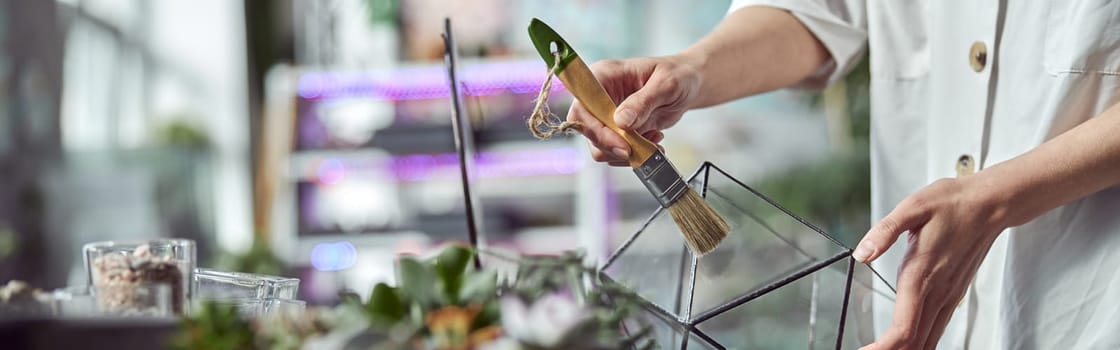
[
  {"left": 601, "top": 162, "right": 897, "bottom": 349},
  {"left": 441, "top": 19, "right": 895, "bottom": 350}
]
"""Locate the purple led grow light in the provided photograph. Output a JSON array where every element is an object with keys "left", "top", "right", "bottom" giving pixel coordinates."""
[
  {"left": 309, "top": 147, "right": 582, "bottom": 184},
  {"left": 297, "top": 60, "right": 568, "bottom": 101}
]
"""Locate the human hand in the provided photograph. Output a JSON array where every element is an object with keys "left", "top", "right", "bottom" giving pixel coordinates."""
[
  {"left": 565, "top": 56, "right": 701, "bottom": 166},
  {"left": 853, "top": 176, "right": 1009, "bottom": 350}
]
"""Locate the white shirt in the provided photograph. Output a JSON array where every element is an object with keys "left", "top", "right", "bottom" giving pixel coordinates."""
[{"left": 729, "top": 1, "right": 1120, "bottom": 349}]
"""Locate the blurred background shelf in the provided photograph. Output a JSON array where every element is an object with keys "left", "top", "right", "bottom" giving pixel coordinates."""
[{"left": 0, "top": 318, "right": 178, "bottom": 350}]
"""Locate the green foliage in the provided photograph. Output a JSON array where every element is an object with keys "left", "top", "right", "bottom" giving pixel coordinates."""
[
  {"left": 396, "top": 257, "right": 437, "bottom": 308},
  {"left": 176, "top": 301, "right": 370, "bottom": 350},
  {"left": 364, "top": 245, "right": 497, "bottom": 332},
  {"left": 805, "top": 53, "right": 871, "bottom": 143},
  {"left": 507, "top": 251, "right": 586, "bottom": 301},
  {"left": 754, "top": 147, "right": 871, "bottom": 244},
  {"left": 176, "top": 246, "right": 655, "bottom": 349},
  {"left": 470, "top": 298, "right": 501, "bottom": 331},
  {"left": 171, "top": 302, "right": 256, "bottom": 350},
  {"left": 367, "top": 283, "right": 406, "bottom": 328},
  {"left": 216, "top": 239, "right": 286, "bottom": 277},
  {"left": 433, "top": 245, "right": 473, "bottom": 303},
  {"left": 154, "top": 118, "right": 211, "bottom": 150},
  {"left": 0, "top": 223, "right": 16, "bottom": 260},
  {"left": 363, "top": 0, "right": 399, "bottom": 26},
  {"left": 843, "top": 56, "right": 872, "bottom": 144},
  {"left": 458, "top": 269, "right": 497, "bottom": 304}
]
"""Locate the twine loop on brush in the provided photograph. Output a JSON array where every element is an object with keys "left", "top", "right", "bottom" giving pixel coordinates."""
[{"left": 527, "top": 51, "right": 581, "bottom": 139}]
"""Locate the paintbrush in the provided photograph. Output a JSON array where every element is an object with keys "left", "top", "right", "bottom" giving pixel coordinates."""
[{"left": 528, "top": 18, "right": 729, "bottom": 255}]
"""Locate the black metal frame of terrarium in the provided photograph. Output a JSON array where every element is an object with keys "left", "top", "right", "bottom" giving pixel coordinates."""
[{"left": 600, "top": 162, "right": 899, "bottom": 350}]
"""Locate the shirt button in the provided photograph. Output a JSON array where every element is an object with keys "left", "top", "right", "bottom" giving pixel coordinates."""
[
  {"left": 956, "top": 154, "right": 975, "bottom": 177},
  {"left": 969, "top": 41, "right": 987, "bottom": 72}
]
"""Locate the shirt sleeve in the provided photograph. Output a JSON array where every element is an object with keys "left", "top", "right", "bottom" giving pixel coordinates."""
[{"left": 728, "top": 0, "right": 868, "bottom": 89}]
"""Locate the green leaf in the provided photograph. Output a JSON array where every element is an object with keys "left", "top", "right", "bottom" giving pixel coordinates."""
[
  {"left": 434, "top": 245, "right": 473, "bottom": 278},
  {"left": 433, "top": 245, "right": 473, "bottom": 303},
  {"left": 397, "top": 257, "right": 435, "bottom": 307},
  {"left": 458, "top": 270, "right": 497, "bottom": 303},
  {"left": 470, "top": 299, "right": 501, "bottom": 330},
  {"left": 366, "top": 283, "right": 406, "bottom": 327}
]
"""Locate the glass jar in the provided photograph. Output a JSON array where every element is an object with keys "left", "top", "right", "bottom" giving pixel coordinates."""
[
  {"left": 51, "top": 285, "right": 97, "bottom": 317},
  {"left": 208, "top": 298, "right": 306, "bottom": 318},
  {"left": 263, "top": 298, "right": 307, "bottom": 316},
  {"left": 53, "top": 284, "right": 173, "bottom": 318},
  {"left": 83, "top": 239, "right": 195, "bottom": 315},
  {"left": 194, "top": 268, "right": 299, "bottom": 300}
]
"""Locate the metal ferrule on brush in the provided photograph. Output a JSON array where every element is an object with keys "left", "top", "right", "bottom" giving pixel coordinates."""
[{"left": 633, "top": 150, "right": 689, "bottom": 208}]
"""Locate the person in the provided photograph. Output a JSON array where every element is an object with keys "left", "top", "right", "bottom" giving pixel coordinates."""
[{"left": 566, "top": 1, "right": 1120, "bottom": 349}]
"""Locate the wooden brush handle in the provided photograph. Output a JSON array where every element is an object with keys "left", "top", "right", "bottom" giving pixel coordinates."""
[{"left": 557, "top": 57, "right": 660, "bottom": 169}]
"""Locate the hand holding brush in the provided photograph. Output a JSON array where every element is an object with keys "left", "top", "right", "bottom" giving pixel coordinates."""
[{"left": 528, "top": 19, "right": 729, "bottom": 255}]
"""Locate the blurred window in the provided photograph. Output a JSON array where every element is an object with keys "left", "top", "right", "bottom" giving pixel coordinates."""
[{"left": 54, "top": 0, "right": 253, "bottom": 254}]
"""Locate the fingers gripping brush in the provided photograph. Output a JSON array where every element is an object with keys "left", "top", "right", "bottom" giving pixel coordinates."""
[{"left": 528, "top": 19, "right": 730, "bottom": 255}]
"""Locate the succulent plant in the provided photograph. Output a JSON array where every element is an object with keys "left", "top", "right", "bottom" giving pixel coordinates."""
[{"left": 175, "top": 245, "right": 653, "bottom": 350}]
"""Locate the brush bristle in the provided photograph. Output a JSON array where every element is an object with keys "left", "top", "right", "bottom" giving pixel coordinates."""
[{"left": 668, "top": 188, "right": 729, "bottom": 256}]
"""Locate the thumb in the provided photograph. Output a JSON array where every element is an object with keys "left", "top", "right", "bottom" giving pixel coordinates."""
[
  {"left": 854, "top": 202, "right": 927, "bottom": 263},
  {"left": 614, "top": 74, "right": 682, "bottom": 130}
]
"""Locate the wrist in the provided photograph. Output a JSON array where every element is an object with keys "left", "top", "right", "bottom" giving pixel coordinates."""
[
  {"left": 965, "top": 167, "right": 1023, "bottom": 231},
  {"left": 668, "top": 52, "right": 707, "bottom": 109},
  {"left": 671, "top": 49, "right": 706, "bottom": 73}
]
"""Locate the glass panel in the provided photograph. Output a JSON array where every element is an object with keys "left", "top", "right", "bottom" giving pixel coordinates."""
[
  {"left": 691, "top": 257, "right": 897, "bottom": 350},
  {"left": 695, "top": 259, "right": 848, "bottom": 349},
  {"left": 604, "top": 163, "right": 852, "bottom": 321},
  {"left": 624, "top": 306, "right": 724, "bottom": 350},
  {"left": 602, "top": 162, "right": 893, "bottom": 349},
  {"left": 807, "top": 259, "right": 854, "bottom": 350},
  {"left": 603, "top": 208, "right": 693, "bottom": 319},
  {"left": 625, "top": 306, "right": 686, "bottom": 350},
  {"left": 691, "top": 164, "right": 848, "bottom": 315}
]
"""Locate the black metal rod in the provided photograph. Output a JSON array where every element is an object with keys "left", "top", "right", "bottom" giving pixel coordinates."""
[
  {"left": 835, "top": 257, "right": 855, "bottom": 350},
  {"left": 867, "top": 262, "right": 898, "bottom": 295},
  {"left": 442, "top": 18, "right": 481, "bottom": 269},
  {"left": 687, "top": 325, "right": 727, "bottom": 350}
]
